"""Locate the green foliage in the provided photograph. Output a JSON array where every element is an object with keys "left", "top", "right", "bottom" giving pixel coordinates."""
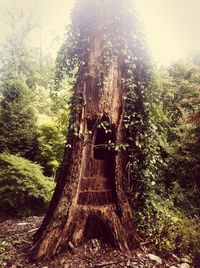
[
  {"left": 0, "top": 153, "right": 54, "bottom": 217},
  {"left": 36, "top": 118, "right": 66, "bottom": 176},
  {"left": 139, "top": 194, "right": 200, "bottom": 257},
  {"left": 165, "top": 60, "right": 200, "bottom": 210},
  {"left": 0, "top": 78, "right": 38, "bottom": 159},
  {"left": 0, "top": 9, "right": 64, "bottom": 171},
  {"left": 135, "top": 58, "right": 200, "bottom": 259}
]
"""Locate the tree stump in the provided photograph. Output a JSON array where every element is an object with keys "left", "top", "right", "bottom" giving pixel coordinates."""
[{"left": 31, "top": 0, "right": 142, "bottom": 260}]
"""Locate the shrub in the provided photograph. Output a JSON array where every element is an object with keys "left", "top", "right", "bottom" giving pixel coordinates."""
[
  {"left": 0, "top": 153, "right": 55, "bottom": 218},
  {"left": 153, "top": 200, "right": 200, "bottom": 257},
  {"left": 137, "top": 193, "right": 200, "bottom": 259}
]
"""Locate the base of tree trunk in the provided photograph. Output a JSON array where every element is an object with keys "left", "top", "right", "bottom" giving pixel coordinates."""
[
  {"left": 37, "top": 206, "right": 128, "bottom": 256},
  {"left": 31, "top": 156, "right": 138, "bottom": 260}
]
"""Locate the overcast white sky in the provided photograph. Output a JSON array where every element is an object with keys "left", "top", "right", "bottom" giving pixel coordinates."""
[{"left": 0, "top": 0, "right": 200, "bottom": 65}]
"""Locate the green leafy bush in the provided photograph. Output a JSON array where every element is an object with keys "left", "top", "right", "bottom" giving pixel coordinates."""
[
  {"left": 138, "top": 194, "right": 200, "bottom": 259},
  {"left": 0, "top": 153, "right": 54, "bottom": 218}
]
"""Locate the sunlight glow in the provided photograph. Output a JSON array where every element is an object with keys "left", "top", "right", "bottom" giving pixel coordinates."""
[
  {"left": 0, "top": 0, "right": 200, "bottom": 64},
  {"left": 136, "top": 0, "right": 200, "bottom": 64}
]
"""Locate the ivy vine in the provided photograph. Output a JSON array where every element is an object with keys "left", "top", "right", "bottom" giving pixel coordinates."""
[{"left": 54, "top": 0, "right": 162, "bottom": 219}]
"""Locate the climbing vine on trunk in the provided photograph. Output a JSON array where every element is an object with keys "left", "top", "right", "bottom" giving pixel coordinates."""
[{"left": 55, "top": 0, "right": 152, "bottom": 207}]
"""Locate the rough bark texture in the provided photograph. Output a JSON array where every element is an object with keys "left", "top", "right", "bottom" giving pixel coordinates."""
[{"left": 31, "top": 32, "right": 138, "bottom": 261}]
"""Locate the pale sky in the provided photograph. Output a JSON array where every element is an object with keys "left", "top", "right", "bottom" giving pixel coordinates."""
[{"left": 0, "top": 0, "right": 200, "bottom": 65}]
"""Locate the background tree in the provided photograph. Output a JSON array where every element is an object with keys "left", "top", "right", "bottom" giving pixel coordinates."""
[
  {"left": 0, "top": 78, "right": 38, "bottom": 159},
  {"left": 166, "top": 58, "right": 200, "bottom": 214},
  {"left": 0, "top": 8, "right": 67, "bottom": 169},
  {"left": 137, "top": 58, "right": 200, "bottom": 258}
]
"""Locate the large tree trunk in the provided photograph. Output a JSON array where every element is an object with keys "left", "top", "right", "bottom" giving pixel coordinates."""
[{"left": 31, "top": 22, "right": 139, "bottom": 262}]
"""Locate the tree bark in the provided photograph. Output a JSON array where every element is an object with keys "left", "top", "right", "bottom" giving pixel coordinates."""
[{"left": 31, "top": 30, "right": 139, "bottom": 261}]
